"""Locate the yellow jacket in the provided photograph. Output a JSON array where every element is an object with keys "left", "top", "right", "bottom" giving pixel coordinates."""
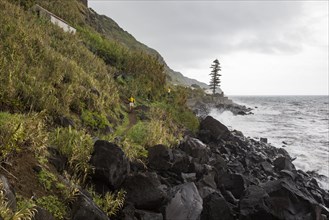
[{"left": 128, "top": 97, "right": 135, "bottom": 103}]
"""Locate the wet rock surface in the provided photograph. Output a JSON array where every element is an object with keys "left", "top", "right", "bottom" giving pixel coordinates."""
[
  {"left": 114, "top": 116, "right": 329, "bottom": 219},
  {"left": 4, "top": 115, "right": 322, "bottom": 220}
]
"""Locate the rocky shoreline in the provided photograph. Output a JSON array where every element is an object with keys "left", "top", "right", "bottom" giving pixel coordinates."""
[
  {"left": 2, "top": 116, "right": 329, "bottom": 220},
  {"left": 187, "top": 93, "right": 253, "bottom": 117}
]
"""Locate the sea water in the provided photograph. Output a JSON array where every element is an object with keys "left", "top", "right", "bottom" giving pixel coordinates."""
[{"left": 210, "top": 96, "right": 329, "bottom": 190}]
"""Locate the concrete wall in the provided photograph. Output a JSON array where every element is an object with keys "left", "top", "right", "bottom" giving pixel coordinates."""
[
  {"left": 31, "top": 4, "right": 76, "bottom": 34},
  {"left": 50, "top": 16, "right": 76, "bottom": 34}
]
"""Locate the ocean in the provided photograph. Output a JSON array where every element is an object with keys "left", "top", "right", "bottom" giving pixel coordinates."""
[{"left": 210, "top": 96, "right": 329, "bottom": 190}]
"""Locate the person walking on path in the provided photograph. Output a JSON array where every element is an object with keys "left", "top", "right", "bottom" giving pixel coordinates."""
[{"left": 128, "top": 96, "right": 135, "bottom": 112}]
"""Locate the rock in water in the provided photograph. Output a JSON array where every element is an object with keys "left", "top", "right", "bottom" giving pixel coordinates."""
[
  {"left": 199, "top": 116, "right": 231, "bottom": 143},
  {"left": 90, "top": 140, "right": 130, "bottom": 190},
  {"left": 260, "top": 137, "right": 268, "bottom": 143},
  {"left": 273, "top": 156, "right": 296, "bottom": 171},
  {"left": 165, "top": 182, "right": 203, "bottom": 220}
]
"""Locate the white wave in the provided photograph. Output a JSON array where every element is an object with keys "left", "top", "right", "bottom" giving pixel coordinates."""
[{"left": 210, "top": 96, "right": 329, "bottom": 190}]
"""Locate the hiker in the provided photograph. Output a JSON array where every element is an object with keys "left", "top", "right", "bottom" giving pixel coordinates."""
[
  {"left": 128, "top": 95, "right": 135, "bottom": 111},
  {"left": 167, "top": 87, "right": 172, "bottom": 99}
]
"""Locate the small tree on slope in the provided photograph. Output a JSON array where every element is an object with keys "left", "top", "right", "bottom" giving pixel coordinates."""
[{"left": 209, "top": 59, "right": 221, "bottom": 95}]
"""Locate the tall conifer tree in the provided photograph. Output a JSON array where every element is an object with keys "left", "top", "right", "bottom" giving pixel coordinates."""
[{"left": 209, "top": 59, "right": 221, "bottom": 95}]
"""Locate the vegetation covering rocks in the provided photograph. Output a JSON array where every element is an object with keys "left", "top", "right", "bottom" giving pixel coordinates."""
[{"left": 0, "top": 0, "right": 328, "bottom": 219}]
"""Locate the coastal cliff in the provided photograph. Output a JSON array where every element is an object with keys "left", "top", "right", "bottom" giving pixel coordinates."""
[{"left": 0, "top": 0, "right": 328, "bottom": 219}]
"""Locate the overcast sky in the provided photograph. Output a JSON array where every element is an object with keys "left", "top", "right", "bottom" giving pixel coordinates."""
[{"left": 89, "top": 0, "right": 328, "bottom": 95}]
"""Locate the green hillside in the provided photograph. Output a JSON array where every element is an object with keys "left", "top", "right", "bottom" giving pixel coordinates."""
[{"left": 0, "top": 0, "right": 199, "bottom": 218}]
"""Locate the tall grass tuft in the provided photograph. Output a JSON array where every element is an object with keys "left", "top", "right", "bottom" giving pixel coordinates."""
[
  {"left": 49, "top": 127, "right": 93, "bottom": 184},
  {"left": 0, "top": 112, "right": 47, "bottom": 161}
]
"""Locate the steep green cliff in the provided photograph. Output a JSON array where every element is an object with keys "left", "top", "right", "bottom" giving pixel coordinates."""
[{"left": 0, "top": 0, "right": 199, "bottom": 218}]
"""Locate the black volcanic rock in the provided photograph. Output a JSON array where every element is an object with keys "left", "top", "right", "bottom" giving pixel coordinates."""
[
  {"left": 123, "top": 172, "right": 167, "bottom": 211},
  {"left": 198, "top": 116, "right": 231, "bottom": 143},
  {"left": 216, "top": 173, "right": 246, "bottom": 199},
  {"left": 239, "top": 185, "right": 276, "bottom": 220},
  {"left": 148, "top": 144, "right": 173, "bottom": 171},
  {"left": 47, "top": 147, "right": 68, "bottom": 173},
  {"left": 273, "top": 156, "right": 296, "bottom": 171},
  {"left": 90, "top": 140, "right": 130, "bottom": 190},
  {"left": 71, "top": 191, "right": 109, "bottom": 220},
  {"left": 263, "top": 179, "right": 325, "bottom": 219},
  {"left": 179, "top": 136, "right": 210, "bottom": 164},
  {"left": 170, "top": 149, "right": 192, "bottom": 174},
  {"left": 165, "top": 182, "right": 203, "bottom": 220},
  {"left": 111, "top": 116, "right": 329, "bottom": 219},
  {"left": 201, "top": 192, "right": 234, "bottom": 220}
]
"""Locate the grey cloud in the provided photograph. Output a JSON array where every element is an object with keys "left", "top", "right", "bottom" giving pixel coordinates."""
[{"left": 90, "top": 1, "right": 313, "bottom": 67}]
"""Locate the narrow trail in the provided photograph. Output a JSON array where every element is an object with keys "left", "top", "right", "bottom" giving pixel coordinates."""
[{"left": 123, "top": 108, "right": 137, "bottom": 134}]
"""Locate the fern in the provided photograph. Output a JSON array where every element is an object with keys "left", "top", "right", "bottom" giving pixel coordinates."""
[{"left": 88, "top": 187, "right": 126, "bottom": 217}]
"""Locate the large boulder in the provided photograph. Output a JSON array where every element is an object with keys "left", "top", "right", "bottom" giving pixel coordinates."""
[
  {"left": 179, "top": 137, "right": 210, "bottom": 164},
  {"left": 273, "top": 156, "right": 296, "bottom": 172},
  {"left": 123, "top": 172, "right": 167, "bottom": 211},
  {"left": 201, "top": 192, "right": 234, "bottom": 220},
  {"left": 148, "top": 145, "right": 173, "bottom": 171},
  {"left": 262, "top": 179, "right": 324, "bottom": 219},
  {"left": 90, "top": 140, "right": 130, "bottom": 190},
  {"left": 198, "top": 116, "right": 231, "bottom": 143},
  {"left": 71, "top": 191, "right": 109, "bottom": 220},
  {"left": 239, "top": 185, "right": 277, "bottom": 220},
  {"left": 0, "top": 175, "right": 16, "bottom": 211},
  {"left": 216, "top": 173, "right": 246, "bottom": 199},
  {"left": 170, "top": 149, "right": 192, "bottom": 174},
  {"left": 165, "top": 182, "right": 203, "bottom": 220}
]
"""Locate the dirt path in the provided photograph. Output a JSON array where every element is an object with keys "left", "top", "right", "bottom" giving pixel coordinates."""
[{"left": 124, "top": 109, "right": 137, "bottom": 134}]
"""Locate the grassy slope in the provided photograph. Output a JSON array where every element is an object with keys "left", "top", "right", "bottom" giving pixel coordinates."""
[{"left": 0, "top": 0, "right": 200, "bottom": 218}]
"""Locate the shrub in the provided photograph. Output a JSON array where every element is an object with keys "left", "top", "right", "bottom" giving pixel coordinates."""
[
  {"left": 81, "top": 110, "right": 110, "bottom": 130},
  {"left": 126, "top": 108, "right": 180, "bottom": 148},
  {"left": 38, "top": 169, "right": 57, "bottom": 191},
  {"left": 36, "top": 196, "right": 67, "bottom": 220},
  {"left": 172, "top": 109, "right": 199, "bottom": 134},
  {"left": 0, "top": 112, "right": 47, "bottom": 161},
  {"left": 120, "top": 138, "right": 148, "bottom": 161},
  {"left": 126, "top": 121, "right": 148, "bottom": 146},
  {"left": 88, "top": 188, "right": 125, "bottom": 217},
  {"left": 49, "top": 127, "right": 93, "bottom": 183}
]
